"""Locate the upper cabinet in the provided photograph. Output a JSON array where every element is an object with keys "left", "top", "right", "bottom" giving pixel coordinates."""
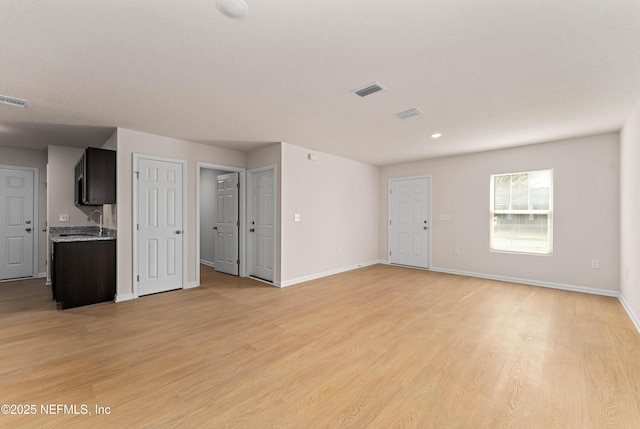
[{"left": 75, "top": 147, "right": 116, "bottom": 206}]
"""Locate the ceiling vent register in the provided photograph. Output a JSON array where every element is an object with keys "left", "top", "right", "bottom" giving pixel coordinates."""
[
  {"left": 395, "top": 108, "right": 423, "bottom": 119},
  {"left": 0, "top": 95, "right": 28, "bottom": 109},
  {"left": 352, "top": 82, "right": 386, "bottom": 98}
]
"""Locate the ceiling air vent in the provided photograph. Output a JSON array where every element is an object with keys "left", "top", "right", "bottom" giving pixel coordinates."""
[
  {"left": 352, "top": 82, "right": 386, "bottom": 98},
  {"left": 0, "top": 95, "right": 28, "bottom": 109},
  {"left": 395, "top": 108, "right": 423, "bottom": 119}
]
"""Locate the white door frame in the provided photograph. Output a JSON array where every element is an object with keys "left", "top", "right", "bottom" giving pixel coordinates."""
[
  {"left": 247, "top": 165, "right": 277, "bottom": 284},
  {"left": 0, "top": 164, "right": 39, "bottom": 279},
  {"left": 196, "top": 162, "right": 246, "bottom": 285},
  {"left": 132, "top": 154, "right": 187, "bottom": 298},
  {"left": 388, "top": 175, "right": 432, "bottom": 269}
]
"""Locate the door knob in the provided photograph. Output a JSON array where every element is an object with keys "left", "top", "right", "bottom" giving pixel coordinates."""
[
  {"left": 213, "top": 226, "right": 218, "bottom": 230},
  {"left": 26, "top": 228, "right": 32, "bottom": 233},
  {"left": 175, "top": 230, "right": 182, "bottom": 234},
  {"left": 26, "top": 220, "right": 32, "bottom": 224},
  {"left": 249, "top": 228, "right": 255, "bottom": 232}
]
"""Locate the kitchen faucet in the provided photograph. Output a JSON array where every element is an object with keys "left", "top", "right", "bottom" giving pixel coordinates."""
[{"left": 89, "top": 209, "right": 103, "bottom": 236}]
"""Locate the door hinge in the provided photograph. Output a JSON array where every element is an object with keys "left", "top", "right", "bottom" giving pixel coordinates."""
[
  {"left": 389, "top": 189, "right": 392, "bottom": 194},
  {"left": 137, "top": 224, "right": 139, "bottom": 231},
  {"left": 135, "top": 171, "right": 139, "bottom": 179},
  {"left": 137, "top": 275, "right": 139, "bottom": 282},
  {"left": 237, "top": 183, "right": 239, "bottom": 189},
  {"left": 237, "top": 260, "right": 239, "bottom": 265},
  {"left": 389, "top": 250, "right": 392, "bottom": 256},
  {"left": 389, "top": 220, "right": 392, "bottom": 225}
]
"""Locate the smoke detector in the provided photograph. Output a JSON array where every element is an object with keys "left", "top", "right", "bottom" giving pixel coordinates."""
[{"left": 216, "top": 0, "right": 249, "bottom": 19}]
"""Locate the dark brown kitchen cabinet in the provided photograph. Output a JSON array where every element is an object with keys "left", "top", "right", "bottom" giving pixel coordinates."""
[
  {"left": 75, "top": 147, "right": 116, "bottom": 206},
  {"left": 52, "top": 240, "right": 116, "bottom": 309}
]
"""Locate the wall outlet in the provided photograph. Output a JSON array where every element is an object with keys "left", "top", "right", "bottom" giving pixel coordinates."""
[
  {"left": 59, "top": 213, "right": 70, "bottom": 222},
  {"left": 591, "top": 259, "right": 600, "bottom": 269},
  {"left": 454, "top": 248, "right": 460, "bottom": 256}
]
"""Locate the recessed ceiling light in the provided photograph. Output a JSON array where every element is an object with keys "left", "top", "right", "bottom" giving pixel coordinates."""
[
  {"left": 216, "top": 0, "right": 249, "bottom": 19},
  {"left": 430, "top": 133, "right": 442, "bottom": 139}
]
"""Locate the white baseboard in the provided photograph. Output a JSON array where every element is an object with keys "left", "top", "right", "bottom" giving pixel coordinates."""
[
  {"left": 184, "top": 281, "right": 199, "bottom": 289},
  {"left": 619, "top": 293, "right": 640, "bottom": 334},
  {"left": 279, "top": 260, "right": 381, "bottom": 288},
  {"left": 115, "top": 293, "right": 134, "bottom": 302},
  {"left": 430, "top": 266, "right": 619, "bottom": 297},
  {"left": 37, "top": 272, "right": 47, "bottom": 278},
  {"left": 200, "top": 260, "right": 215, "bottom": 268}
]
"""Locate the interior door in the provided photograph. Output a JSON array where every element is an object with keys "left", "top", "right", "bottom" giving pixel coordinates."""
[
  {"left": 0, "top": 167, "right": 35, "bottom": 280},
  {"left": 214, "top": 172, "right": 239, "bottom": 276},
  {"left": 248, "top": 168, "right": 275, "bottom": 282},
  {"left": 137, "top": 158, "right": 184, "bottom": 296},
  {"left": 389, "top": 177, "right": 430, "bottom": 269}
]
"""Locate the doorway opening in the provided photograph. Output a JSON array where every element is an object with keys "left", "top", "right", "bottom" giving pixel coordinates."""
[{"left": 196, "top": 163, "right": 245, "bottom": 285}]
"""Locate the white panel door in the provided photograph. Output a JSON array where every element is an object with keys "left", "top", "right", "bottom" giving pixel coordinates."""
[
  {"left": 214, "top": 173, "right": 239, "bottom": 276},
  {"left": 389, "top": 177, "right": 430, "bottom": 269},
  {"left": 138, "top": 158, "right": 184, "bottom": 296},
  {"left": 248, "top": 168, "right": 275, "bottom": 282},
  {"left": 0, "top": 167, "right": 35, "bottom": 280}
]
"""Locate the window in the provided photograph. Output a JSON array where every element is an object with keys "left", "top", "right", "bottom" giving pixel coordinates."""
[{"left": 490, "top": 169, "right": 552, "bottom": 254}]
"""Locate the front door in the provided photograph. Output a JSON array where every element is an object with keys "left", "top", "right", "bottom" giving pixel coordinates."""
[
  {"left": 389, "top": 177, "right": 430, "bottom": 269},
  {"left": 214, "top": 172, "right": 239, "bottom": 276},
  {"left": 0, "top": 167, "right": 35, "bottom": 280},
  {"left": 247, "top": 168, "right": 275, "bottom": 282},
  {"left": 137, "top": 158, "right": 184, "bottom": 296}
]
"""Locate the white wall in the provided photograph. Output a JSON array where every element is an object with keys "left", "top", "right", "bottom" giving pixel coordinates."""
[
  {"left": 280, "top": 142, "right": 379, "bottom": 284},
  {"left": 0, "top": 146, "right": 47, "bottom": 276},
  {"left": 620, "top": 102, "right": 640, "bottom": 329},
  {"left": 380, "top": 133, "right": 620, "bottom": 293},
  {"left": 101, "top": 129, "right": 118, "bottom": 230},
  {"left": 199, "top": 168, "right": 228, "bottom": 265},
  {"left": 115, "top": 128, "right": 246, "bottom": 298},
  {"left": 47, "top": 145, "right": 96, "bottom": 228}
]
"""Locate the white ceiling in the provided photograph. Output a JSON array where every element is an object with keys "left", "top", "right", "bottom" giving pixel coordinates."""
[{"left": 1, "top": 0, "right": 639, "bottom": 165}]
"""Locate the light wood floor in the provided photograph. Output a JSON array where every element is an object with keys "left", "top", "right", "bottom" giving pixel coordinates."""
[{"left": 1, "top": 265, "right": 639, "bottom": 428}]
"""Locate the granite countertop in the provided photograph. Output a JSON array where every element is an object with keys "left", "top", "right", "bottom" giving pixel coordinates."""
[{"left": 50, "top": 226, "right": 117, "bottom": 243}]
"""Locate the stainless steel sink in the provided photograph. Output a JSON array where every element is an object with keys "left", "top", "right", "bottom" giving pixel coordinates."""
[{"left": 59, "top": 233, "right": 98, "bottom": 237}]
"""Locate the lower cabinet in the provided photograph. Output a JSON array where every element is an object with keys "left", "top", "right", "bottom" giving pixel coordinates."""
[{"left": 52, "top": 240, "right": 116, "bottom": 309}]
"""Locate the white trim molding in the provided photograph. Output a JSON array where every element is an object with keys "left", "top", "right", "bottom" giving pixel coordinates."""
[
  {"left": 619, "top": 294, "right": 640, "bottom": 334},
  {"left": 430, "top": 266, "right": 619, "bottom": 297},
  {"left": 185, "top": 281, "right": 199, "bottom": 289},
  {"left": 279, "top": 260, "right": 380, "bottom": 288},
  {"left": 115, "top": 293, "right": 134, "bottom": 303},
  {"left": 200, "top": 260, "right": 215, "bottom": 268}
]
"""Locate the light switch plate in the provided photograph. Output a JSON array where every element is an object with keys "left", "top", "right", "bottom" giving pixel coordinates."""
[{"left": 59, "top": 213, "right": 70, "bottom": 222}]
